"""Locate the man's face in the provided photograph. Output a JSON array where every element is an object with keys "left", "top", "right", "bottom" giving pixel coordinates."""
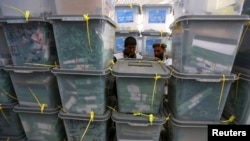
[
  {"left": 124, "top": 45, "right": 136, "bottom": 57},
  {"left": 154, "top": 46, "right": 164, "bottom": 60}
]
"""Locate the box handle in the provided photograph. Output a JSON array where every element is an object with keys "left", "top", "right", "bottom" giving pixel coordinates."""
[
  {"left": 128, "top": 122, "right": 150, "bottom": 126},
  {"left": 195, "top": 78, "right": 221, "bottom": 82},
  {"left": 128, "top": 62, "right": 152, "bottom": 67},
  {"left": 13, "top": 70, "right": 33, "bottom": 73}
]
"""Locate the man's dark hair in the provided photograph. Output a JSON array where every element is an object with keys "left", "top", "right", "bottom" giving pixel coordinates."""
[
  {"left": 152, "top": 43, "right": 167, "bottom": 49},
  {"left": 124, "top": 36, "right": 137, "bottom": 47}
]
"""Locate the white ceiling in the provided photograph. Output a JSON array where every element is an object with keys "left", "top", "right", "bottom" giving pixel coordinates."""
[{"left": 115, "top": 0, "right": 174, "bottom": 5}]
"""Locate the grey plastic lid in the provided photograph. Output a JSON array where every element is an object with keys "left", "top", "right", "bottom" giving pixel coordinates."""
[
  {"left": 111, "top": 111, "right": 165, "bottom": 125},
  {"left": 59, "top": 109, "right": 111, "bottom": 121},
  {"left": 175, "top": 15, "right": 250, "bottom": 23},
  {"left": 0, "top": 17, "right": 46, "bottom": 23},
  {"left": 167, "top": 66, "right": 236, "bottom": 81},
  {"left": 112, "top": 59, "right": 170, "bottom": 78},
  {"left": 47, "top": 15, "right": 117, "bottom": 28},
  {"left": 232, "top": 66, "right": 250, "bottom": 76},
  {"left": 116, "top": 30, "right": 139, "bottom": 35},
  {"left": 4, "top": 65, "right": 52, "bottom": 73},
  {"left": 52, "top": 68, "right": 110, "bottom": 76},
  {"left": 115, "top": 4, "right": 141, "bottom": 14},
  {"left": 13, "top": 105, "right": 59, "bottom": 115},
  {"left": 141, "top": 31, "right": 169, "bottom": 36},
  {"left": 0, "top": 102, "right": 18, "bottom": 109},
  {"left": 232, "top": 72, "right": 250, "bottom": 81},
  {"left": 142, "top": 4, "right": 173, "bottom": 11}
]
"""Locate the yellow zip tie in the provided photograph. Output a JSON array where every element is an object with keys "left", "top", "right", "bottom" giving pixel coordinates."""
[
  {"left": 107, "top": 106, "right": 116, "bottom": 112},
  {"left": 152, "top": 73, "right": 161, "bottom": 107},
  {"left": 235, "top": 73, "right": 241, "bottom": 103},
  {"left": 129, "top": 3, "right": 133, "bottom": 9},
  {"left": 3, "top": 4, "right": 30, "bottom": 21},
  {"left": 0, "top": 86, "right": 18, "bottom": 100},
  {"left": 130, "top": 27, "right": 135, "bottom": 32},
  {"left": 83, "top": 14, "right": 92, "bottom": 52},
  {"left": 157, "top": 60, "right": 164, "bottom": 64},
  {"left": 25, "top": 11, "right": 30, "bottom": 22},
  {"left": 108, "top": 67, "right": 112, "bottom": 71},
  {"left": 221, "top": 115, "right": 235, "bottom": 123},
  {"left": 133, "top": 112, "right": 157, "bottom": 125},
  {"left": 0, "top": 104, "right": 10, "bottom": 125},
  {"left": 149, "top": 114, "right": 153, "bottom": 125},
  {"left": 166, "top": 114, "right": 171, "bottom": 121},
  {"left": 160, "top": 30, "right": 163, "bottom": 43},
  {"left": 80, "top": 111, "right": 94, "bottom": 141},
  {"left": 237, "top": 22, "right": 250, "bottom": 52},
  {"left": 28, "top": 87, "right": 47, "bottom": 113},
  {"left": 218, "top": 75, "right": 227, "bottom": 110},
  {"left": 111, "top": 60, "right": 115, "bottom": 65}
]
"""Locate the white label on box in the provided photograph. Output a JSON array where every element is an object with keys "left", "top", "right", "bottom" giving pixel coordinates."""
[{"left": 192, "top": 37, "right": 235, "bottom": 55}]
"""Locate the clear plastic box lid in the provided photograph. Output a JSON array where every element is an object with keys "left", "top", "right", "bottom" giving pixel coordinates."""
[
  {"left": 0, "top": 102, "right": 18, "bottom": 109},
  {"left": 174, "top": 15, "right": 249, "bottom": 23},
  {"left": 13, "top": 104, "right": 59, "bottom": 114},
  {"left": 52, "top": 68, "right": 110, "bottom": 76},
  {"left": 115, "top": 4, "right": 141, "bottom": 14},
  {"left": 0, "top": 17, "right": 46, "bottom": 23},
  {"left": 111, "top": 111, "right": 165, "bottom": 125},
  {"left": 47, "top": 15, "right": 116, "bottom": 27},
  {"left": 112, "top": 59, "right": 170, "bottom": 78},
  {"left": 142, "top": 4, "right": 173, "bottom": 10},
  {"left": 167, "top": 66, "right": 236, "bottom": 81},
  {"left": 58, "top": 109, "right": 111, "bottom": 121},
  {"left": 4, "top": 65, "right": 52, "bottom": 73}
]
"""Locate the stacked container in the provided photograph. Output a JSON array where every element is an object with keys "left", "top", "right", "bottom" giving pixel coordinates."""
[
  {"left": 223, "top": 19, "right": 250, "bottom": 125},
  {"left": 115, "top": 4, "right": 140, "bottom": 31},
  {"left": 0, "top": 0, "right": 65, "bottom": 140},
  {"left": 163, "top": 0, "right": 248, "bottom": 140},
  {"left": 141, "top": 4, "right": 173, "bottom": 33},
  {"left": 111, "top": 59, "right": 170, "bottom": 140},
  {"left": 48, "top": 1, "right": 116, "bottom": 140}
]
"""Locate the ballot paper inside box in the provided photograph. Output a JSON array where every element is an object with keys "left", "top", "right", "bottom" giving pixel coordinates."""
[
  {"left": 13, "top": 106, "right": 66, "bottom": 141},
  {"left": 188, "top": 35, "right": 237, "bottom": 74},
  {"left": 52, "top": 68, "right": 109, "bottom": 115},
  {"left": 48, "top": 15, "right": 116, "bottom": 70},
  {"left": 167, "top": 66, "right": 236, "bottom": 121},
  {"left": 0, "top": 67, "right": 16, "bottom": 103},
  {"left": 59, "top": 110, "right": 111, "bottom": 141},
  {"left": 0, "top": 102, "right": 24, "bottom": 137},
  {"left": 5, "top": 66, "right": 60, "bottom": 108},
  {"left": 2, "top": 18, "right": 58, "bottom": 66}
]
